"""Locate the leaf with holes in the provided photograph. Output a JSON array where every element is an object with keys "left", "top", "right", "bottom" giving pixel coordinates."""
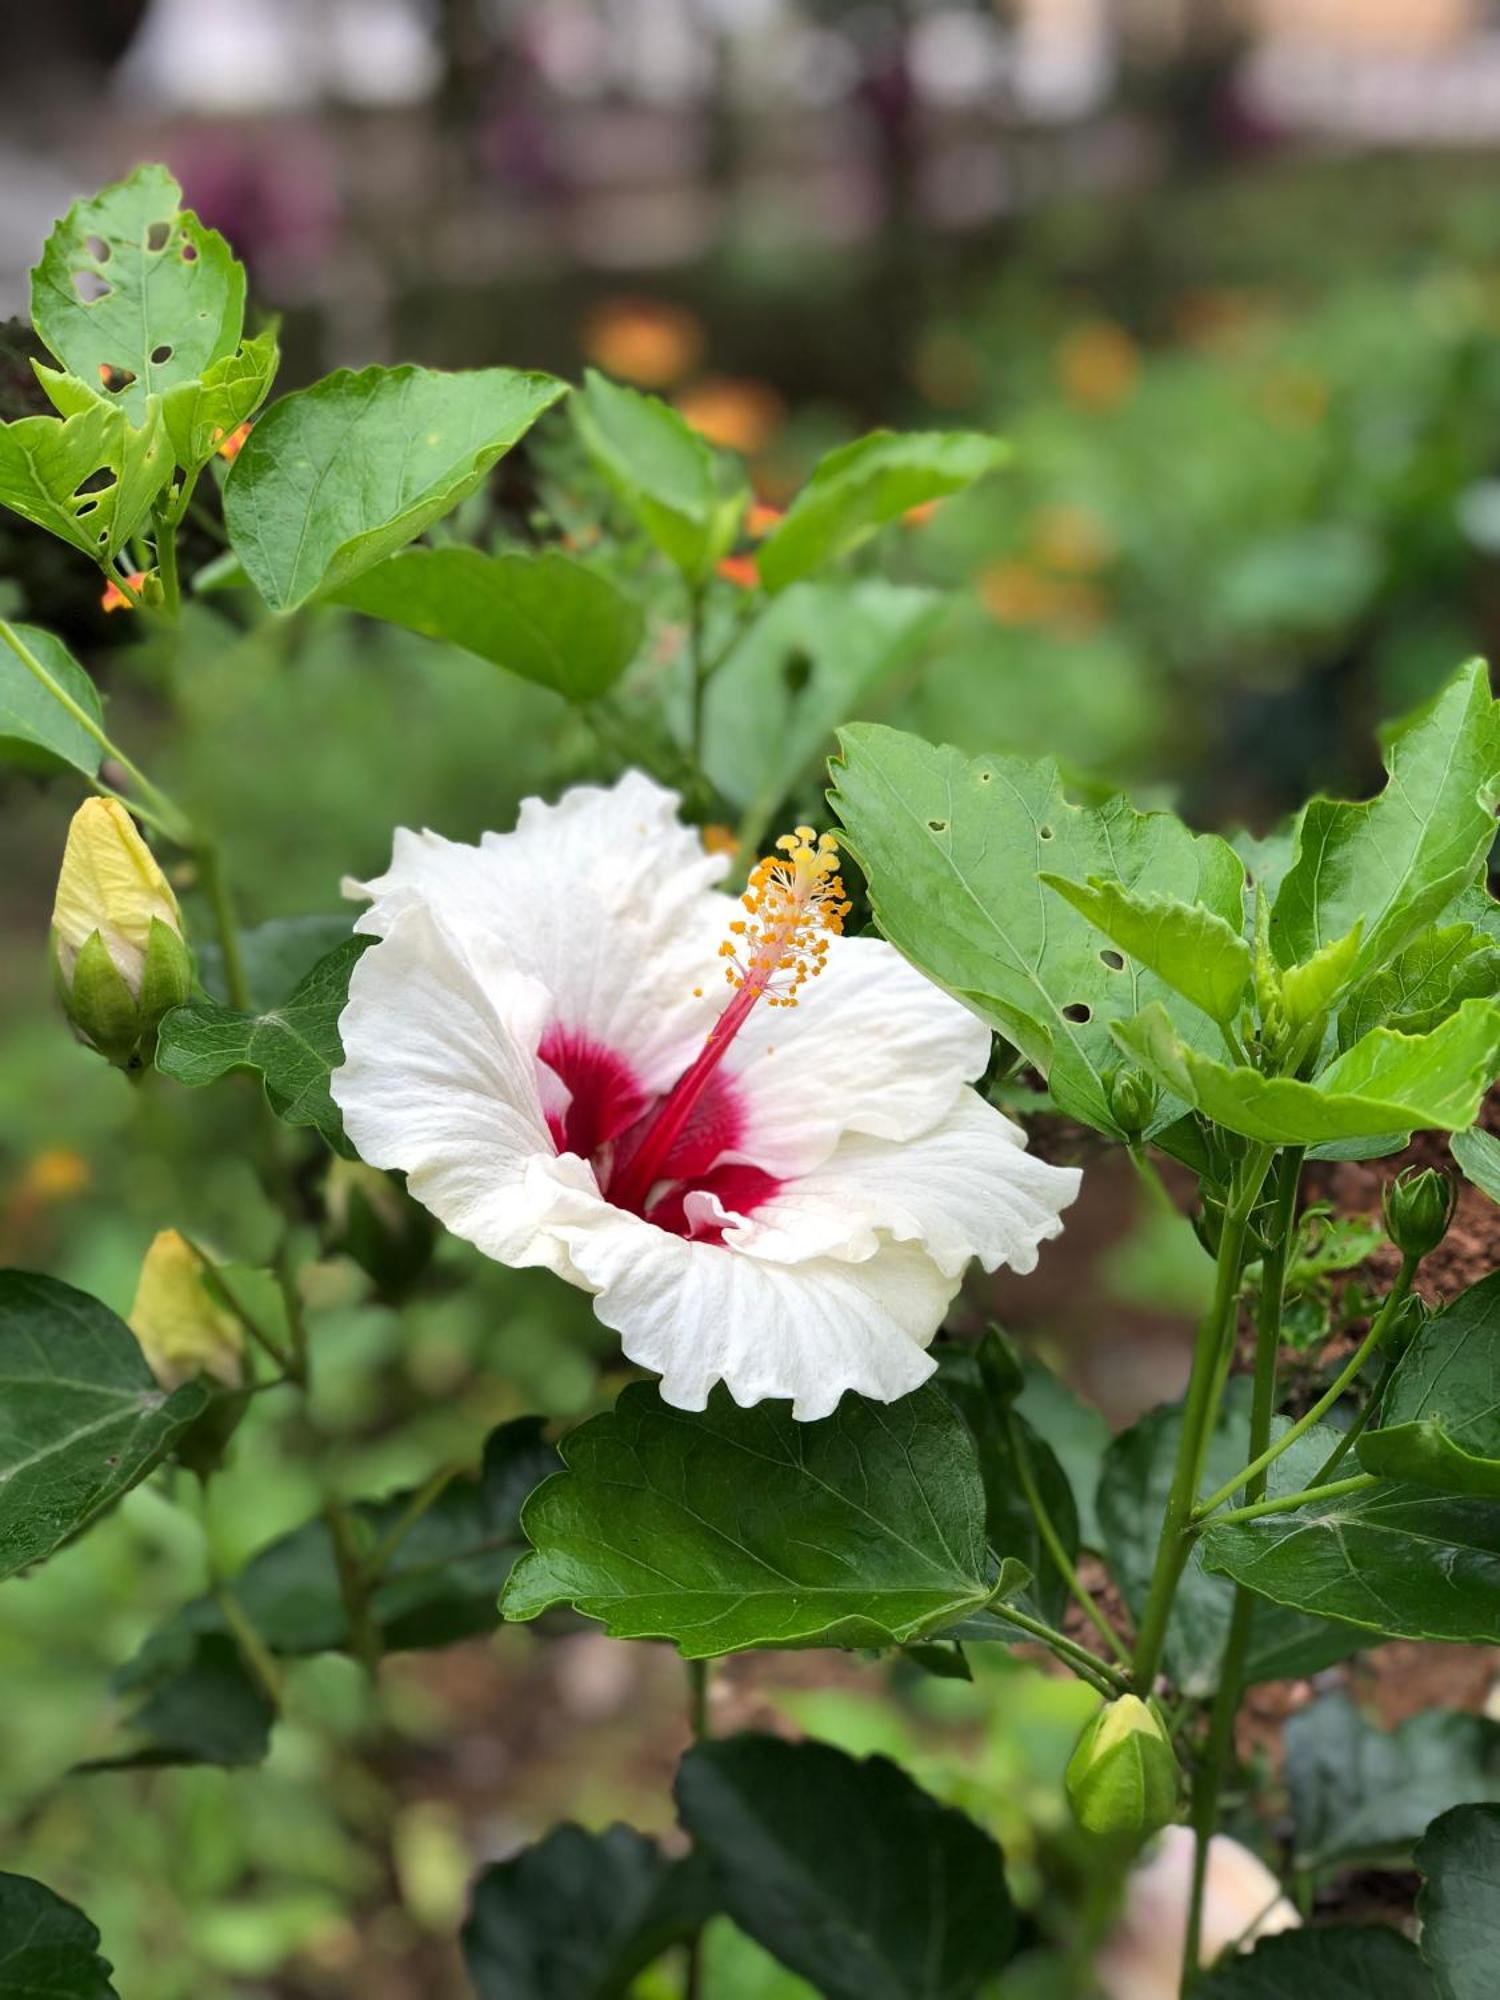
[
  {"left": 1358, "top": 1272, "right": 1500, "bottom": 1496},
  {"left": 462, "top": 1824, "right": 715, "bottom": 2000},
  {"left": 0, "top": 398, "right": 171, "bottom": 563},
  {"left": 0, "top": 1873, "right": 120, "bottom": 1999},
  {"left": 0, "top": 623, "right": 102, "bottom": 778},
  {"left": 160, "top": 325, "right": 279, "bottom": 475},
  {"left": 1270, "top": 660, "right": 1500, "bottom": 982},
  {"left": 502, "top": 1382, "right": 994, "bottom": 1658},
  {"left": 1114, "top": 999, "right": 1500, "bottom": 1145},
  {"left": 675, "top": 1734, "right": 1017, "bottom": 2000},
  {"left": 0, "top": 1271, "right": 210, "bottom": 1583},
  {"left": 30, "top": 163, "right": 245, "bottom": 425},
  {"left": 758, "top": 429, "right": 1010, "bottom": 592},
  {"left": 1041, "top": 874, "right": 1251, "bottom": 1026},
  {"left": 154, "top": 936, "right": 370, "bottom": 1153},
  {"left": 571, "top": 369, "right": 746, "bottom": 582},
  {"left": 830, "top": 724, "right": 1246, "bottom": 1136},
  {"left": 223, "top": 364, "right": 566, "bottom": 612},
  {"left": 333, "top": 545, "right": 642, "bottom": 702},
  {"left": 1417, "top": 1803, "right": 1500, "bottom": 2000},
  {"left": 1195, "top": 1927, "right": 1432, "bottom": 2000}
]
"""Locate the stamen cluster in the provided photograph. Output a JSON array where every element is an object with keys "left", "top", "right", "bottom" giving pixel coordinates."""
[{"left": 715, "top": 827, "right": 851, "bottom": 1008}]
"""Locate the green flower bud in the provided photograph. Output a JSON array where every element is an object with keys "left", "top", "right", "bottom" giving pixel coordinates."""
[
  {"left": 324, "top": 1159, "right": 436, "bottom": 1301},
  {"left": 1107, "top": 1066, "right": 1158, "bottom": 1141},
  {"left": 1382, "top": 1167, "right": 1458, "bottom": 1260},
  {"left": 1383, "top": 1290, "right": 1432, "bottom": 1355},
  {"left": 51, "top": 798, "right": 192, "bottom": 1069},
  {"left": 1066, "top": 1695, "right": 1180, "bottom": 1843}
]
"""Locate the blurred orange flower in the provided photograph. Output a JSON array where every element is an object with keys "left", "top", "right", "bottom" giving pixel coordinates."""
[
  {"left": 581, "top": 297, "right": 705, "bottom": 389},
  {"left": 20, "top": 1147, "right": 91, "bottom": 1202},
  {"left": 101, "top": 571, "right": 148, "bottom": 613},
  {"left": 716, "top": 554, "right": 760, "bottom": 590},
  {"left": 979, "top": 559, "right": 1102, "bottom": 634},
  {"left": 1058, "top": 321, "right": 1140, "bottom": 412},
  {"left": 215, "top": 419, "right": 252, "bottom": 461},
  {"left": 701, "top": 824, "right": 739, "bottom": 858},
  {"left": 746, "top": 502, "right": 784, "bottom": 539},
  {"left": 903, "top": 500, "right": 940, "bottom": 529},
  {"left": 676, "top": 377, "right": 786, "bottom": 456}
]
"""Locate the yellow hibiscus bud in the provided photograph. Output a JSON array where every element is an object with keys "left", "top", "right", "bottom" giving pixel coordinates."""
[
  {"left": 51, "top": 798, "right": 192, "bottom": 1068},
  {"left": 1066, "top": 1694, "right": 1181, "bottom": 1844},
  {"left": 128, "top": 1229, "right": 245, "bottom": 1391}
]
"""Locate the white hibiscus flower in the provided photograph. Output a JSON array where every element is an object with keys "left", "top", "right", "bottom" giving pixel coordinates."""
[{"left": 331, "top": 771, "right": 1080, "bottom": 1419}]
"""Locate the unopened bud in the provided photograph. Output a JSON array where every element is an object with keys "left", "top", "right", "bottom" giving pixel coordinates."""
[
  {"left": 1107, "top": 1066, "right": 1158, "bottom": 1141},
  {"left": 1066, "top": 1694, "right": 1180, "bottom": 1843},
  {"left": 1382, "top": 1167, "right": 1458, "bottom": 1261},
  {"left": 324, "top": 1158, "right": 436, "bottom": 1301},
  {"left": 128, "top": 1230, "right": 245, "bottom": 1391},
  {"left": 51, "top": 798, "right": 191, "bottom": 1068}
]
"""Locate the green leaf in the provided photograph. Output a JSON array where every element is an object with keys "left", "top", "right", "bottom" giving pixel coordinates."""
[
  {"left": 1451, "top": 1125, "right": 1500, "bottom": 1205},
  {"left": 332, "top": 546, "right": 642, "bottom": 703},
  {"left": 1195, "top": 1927, "right": 1432, "bottom": 2000},
  {"left": 0, "top": 1872, "right": 120, "bottom": 1999},
  {"left": 1339, "top": 925, "right": 1500, "bottom": 1052},
  {"left": 830, "top": 723, "right": 1251, "bottom": 1136},
  {"left": 1042, "top": 874, "right": 1251, "bottom": 1026},
  {"left": 223, "top": 364, "right": 566, "bottom": 611},
  {"left": 1098, "top": 1385, "right": 1360, "bottom": 1696},
  {"left": 0, "top": 398, "right": 171, "bottom": 562},
  {"left": 159, "top": 325, "right": 278, "bottom": 474},
  {"left": 0, "top": 622, "right": 102, "bottom": 777},
  {"left": 571, "top": 369, "right": 745, "bottom": 582},
  {"left": 155, "top": 936, "right": 370, "bottom": 1154},
  {"left": 1270, "top": 661, "right": 1500, "bottom": 981},
  {"left": 30, "top": 163, "right": 246, "bottom": 426},
  {"left": 1282, "top": 923, "right": 1365, "bottom": 1030},
  {"left": 123, "top": 1418, "right": 557, "bottom": 1668},
  {"left": 83, "top": 1633, "right": 275, "bottom": 1772},
  {"left": 702, "top": 581, "right": 944, "bottom": 819},
  {"left": 0, "top": 1272, "right": 209, "bottom": 1583},
  {"left": 1015, "top": 1361, "right": 1112, "bottom": 1550},
  {"left": 1417, "top": 1803, "right": 1500, "bottom": 2000},
  {"left": 1201, "top": 1483, "right": 1500, "bottom": 1644},
  {"left": 194, "top": 913, "right": 354, "bottom": 1010},
  {"left": 1358, "top": 1272, "right": 1500, "bottom": 1496},
  {"left": 501, "top": 1383, "right": 994, "bottom": 1659},
  {"left": 758, "top": 430, "right": 1009, "bottom": 592},
  {"left": 1284, "top": 1690, "right": 1500, "bottom": 1872},
  {"left": 1114, "top": 999, "right": 1500, "bottom": 1145},
  {"left": 677, "top": 1733, "right": 1016, "bottom": 2000},
  {"left": 462, "top": 1824, "right": 713, "bottom": 2000}
]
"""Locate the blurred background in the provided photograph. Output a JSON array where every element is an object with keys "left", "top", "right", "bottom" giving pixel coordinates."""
[{"left": 5, "top": 3, "right": 1500, "bottom": 1994}]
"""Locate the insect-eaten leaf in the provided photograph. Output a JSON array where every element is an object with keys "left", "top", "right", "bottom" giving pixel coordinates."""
[{"left": 0, "top": 396, "right": 171, "bottom": 562}]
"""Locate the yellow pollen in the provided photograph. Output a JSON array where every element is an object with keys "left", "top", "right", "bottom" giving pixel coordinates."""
[{"left": 707, "top": 825, "right": 851, "bottom": 1005}]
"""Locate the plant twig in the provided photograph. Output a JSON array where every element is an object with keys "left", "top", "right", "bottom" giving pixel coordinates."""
[
  {"left": 1198, "top": 1472, "right": 1378, "bottom": 1530},
  {"left": 1006, "top": 1410, "right": 1131, "bottom": 1666}
]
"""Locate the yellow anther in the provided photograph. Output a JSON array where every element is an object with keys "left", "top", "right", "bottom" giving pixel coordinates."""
[{"left": 698, "top": 823, "right": 849, "bottom": 1008}]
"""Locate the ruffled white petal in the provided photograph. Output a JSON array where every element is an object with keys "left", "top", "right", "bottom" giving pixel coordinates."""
[
  {"left": 350, "top": 770, "right": 730, "bottom": 1093},
  {"left": 698, "top": 1090, "right": 1082, "bottom": 1278},
  {"left": 720, "top": 934, "right": 993, "bottom": 1178}
]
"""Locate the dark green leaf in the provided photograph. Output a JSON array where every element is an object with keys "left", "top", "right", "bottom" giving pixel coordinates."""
[
  {"left": 1114, "top": 999, "right": 1500, "bottom": 1145},
  {"left": 1202, "top": 1484, "right": 1500, "bottom": 1644},
  {"left": 462, "top": 1824, "right": 713, "bottom": 2000},
  {"left": 1339, "top": 926, "right": 1500, "bottom": 1052},
  {"left": 1196, "top": 1927, "right": 1432, "bottom": 1999},
  {"left": 195, "top": 913, "right": 355, "bottom": 1010},
  {"left": 1285, "top": 1691, "right": 1500, "bottom": 1871},
  {"left": 571, "top": 370, "right": 745, "bottom": 581},
  {"left": 155, "top": 936, "right": 370, "bottom": 1154},
  {"left": 1270, "top": 661, "right": 1500, "bottom": 982},
  {"left": 0, "top": 1272, "right": 209, "bottom": 1582},
  {"left": 0, "top": 398, "right": 171, "bottom": 562},
  {"left": 224, "top": 364, "right": 565, "bottom": 611},
  {"left": 502, "top": 1383, "right": 994, "bottom": 1658},
  {"left": 1416, "top": 1802, "right": 1500, "bottom": 2000},
  {"left": 0, "top": 622, "right": 102, "bottom": 777},
  {"left": 1042, "top": 875, "right": 1251, "bottom": 1026},
  {"left": 333, "top": 546, "right": 642, "bottom": 702},
  {"left": 83, "top": 1633, "right": 274, "bottom": 1772},
  {"left": 30, "top": 163, "right": 245, "bottom": 425},
  {"left": 1359, "top": 1273, "right": 1500, "bottom": 1496},
  {"left": 830, "top": 724, "right": 1245, "bottom": 1136},
  {"left": 676, "top": 1733, "right": 1016, "bottom": 2000},
  {"left": 1098, "top": 1385, "right": 1360, "bottom": 1695},
  {"left": 1452, "top": 1126, "right": 1500, "bottom": 1206},
  {"left": 758, "top": 430, "right": 1009, "bottom": 592},
  {"left": 0, "top": 1873, "right": 119, "bottom": 1999}
]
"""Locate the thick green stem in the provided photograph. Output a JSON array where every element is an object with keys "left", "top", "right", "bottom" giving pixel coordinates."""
[
  {"left": 1007, "top": 1411, "right": 1131, "bottom": 1666},
  {"left": 1180, "top": 1147, "right": 1302, "bottom": 1994},
  {"left": 196, "top": 839, "right": 252, "bottom": 1013},
  {"left": 1193, "top": 1251, "right": 1419, "bottom": 1523},
  {"left": 1130, "top": 1145, "right": 1274, "bottom": 1696}
]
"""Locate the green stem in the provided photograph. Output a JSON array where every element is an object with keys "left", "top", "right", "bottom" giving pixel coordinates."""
[
  {"left": 1312, "top": 1348, "right": 1401, "bottom": 1483},
  {"left": 103, "top": 564, "right": 144, "bottom": 608},
  {"left": 152, "top": 504, "right": 181, "bottom": 618},
  {"left": 1203, "top": 1472, "right": 1378, "bottom": 1529},
  {"left": 1130, "top": 1145, "right": 1275, "bottom": 1696},
  {"left": 364, "top": 1463, "right": 460, "bottom": 1578},
  {"left": 196, "top": 839, "right": 252, "bottom": 1013},
  {"left": 197, "top": 1472, "right": 282, "bottom": 1704},
  {"left": 184, "top": 1236, "right": 293, "bottom": 1375},
  {"left": 684, "top": 1657, "right": 712, "bottom": 2000},
  {"left": 0, "top": 617, "right": 189, "bottom": 839},
  {"left": 1006, "top": 1411, "right": 1130, "bottom": 1666},
  {"left": 1193, "top": 1252, "right": 1419, "bottom": 1523},
  {"left": 1180, "top": 1147, "right": 1302, "bottom": 1994},
  {"left": 686, "top": 584, "right": 707, "bottom": 766},
  {"left": 325, "top": 1496, "right": 383, "bottom": 1679},
  {"left": 989, "top": 1601, "right": 1130, "bottom": 1698},
  {"left": 1128, "top": 1142, "right": 1181, "bottom": 1222}
]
